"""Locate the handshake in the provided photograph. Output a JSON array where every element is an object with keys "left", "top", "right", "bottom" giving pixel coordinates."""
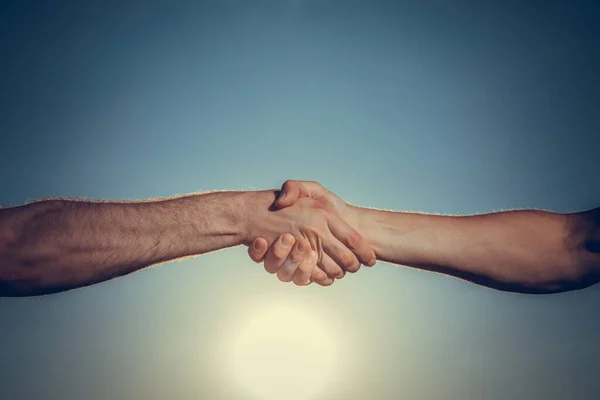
[
  {"left": 245, "top": 180, "right": 377, "bottom": 287},
  {"left": 1, "top": 178, "right": 597, "bottom": 297},
  {"left": 240, "top": 180, "right": 600, "bottom": 294}
]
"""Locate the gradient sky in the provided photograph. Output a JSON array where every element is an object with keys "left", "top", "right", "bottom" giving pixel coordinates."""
[{"left": 1, "top": 1, "right": 599, "bottom": 399}]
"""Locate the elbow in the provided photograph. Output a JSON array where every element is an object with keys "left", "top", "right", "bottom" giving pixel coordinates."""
[
  {"left": 532, "top": 261, "right": 600, "bottom": 294},
  {"left": 558, "top": 234, "right": 600, "bottom": 292},
  {"left": 565, "top": 260, "right": 600, "bottom": 292},
  {"left": 495, "top": 260, "right": 598, "bottom": 295},
  {"left": 0, "top": 208, "right": 16, "bottom": 253},
  {"left": 556, "top": 209, "right": 600, "bottom": 292},
  {"left": 527, "top": 221, "right": 600, "bottom": 293},
  {"left": 0, "top": 221, "right": 46, "bottom": 297},
  {"left": 0, "top": 254, "right": 28, "bottom": 298},
  {"left": 0, "top": 201, "right": 67, "bottom": 297},
  {"left": 0, "top": 280, "right": 31, "bottom": 297},
  {"left": 0, "top": 220, "right": 17, "bottom": 288}
]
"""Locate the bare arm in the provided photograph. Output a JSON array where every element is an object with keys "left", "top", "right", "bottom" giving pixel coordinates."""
[
  {"left": 0, "top": 192, "right": 249, "bottom": 296},
  {"left": 349, "top": 206, "right": 600, "bottom": 293},
  {"left": 249, "top": 181, "right": 600, "bottom": 293},
  {"left": 0, "top": 190, "right": 373, "bottom": 297}
]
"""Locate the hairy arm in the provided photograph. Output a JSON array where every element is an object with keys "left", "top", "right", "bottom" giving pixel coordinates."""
[
  {"left": 0, "top": 189, "right": 372, "bottom": 297},
  {"left": 0, "top": 192, "right": 250, "bottom": 296},
  {"left": 351, "top": 206, "right": 600, "bottom": 294}
]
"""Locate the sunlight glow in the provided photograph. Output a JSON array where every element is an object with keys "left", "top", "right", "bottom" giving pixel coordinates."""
[{"left": 229, "top": 302, "right": 337, "bottom": 400}]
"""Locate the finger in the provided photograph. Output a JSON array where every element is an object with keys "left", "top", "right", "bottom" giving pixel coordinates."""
[
  {"left": 309, "top": 265, "right": 334, "bottom": 286},
  {"left": 275, "top": 180, "right": 326, "bottom": 208},
  {"left": 277, "top": 238, "right": 311, "bottom": 283},
  {"left": 318, "top": 252, "right": 346, "bottom": 280},
  {"left": 264, "top": 233, "right": 295, "bottom": 274},
  {"left": 248, "top": 237, "right": 269, "bottom": 263},
  {"left": 327, "top": 214, "right": 377, "bottom": 267},
  {"left": 292, "top": 249, "right": 318, "bottom": 286},
  {"left": 321, "top": 231, "right": 361, "bottom": 274},
  {"left": 310, "top": 264, "right": 334, "bottom": 286}
]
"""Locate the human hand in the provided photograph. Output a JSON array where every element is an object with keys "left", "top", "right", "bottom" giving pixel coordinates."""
[
  {"left": 276, "top": 180, "right": 358, "bottom": 227},
  {"left": 249, "top": 233, "right": 323, "bottom": 286},
  {"left": 244, "top": 190, "right": 375, "bottom": 286},
  {"left": 248, "top": 181, "right": 376, "bottom": 286}
]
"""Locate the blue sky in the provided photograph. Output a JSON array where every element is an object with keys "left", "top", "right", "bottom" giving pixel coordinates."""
[{"left": 1, "top": 1, "right": 599, "bottom": 399}]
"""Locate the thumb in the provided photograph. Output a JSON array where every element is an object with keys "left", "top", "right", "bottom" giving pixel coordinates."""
[{"left": 275, "top": 180, "right": 326, "bottom": 208}]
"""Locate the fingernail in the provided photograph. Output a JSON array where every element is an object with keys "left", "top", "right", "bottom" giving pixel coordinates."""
[
  {"left": 281, "top": 234, "right": 294, "bottom": 247},
  {"left": 368, "top": 258, "right": 377, "bottom": 267},
  {"left": 298, "top": 240, "right": 308, "bottom": 254},
  {"left": 253, "top": 240, "right": 262, "bottom": 251}
]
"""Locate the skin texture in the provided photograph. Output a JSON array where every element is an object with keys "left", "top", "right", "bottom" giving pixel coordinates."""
[
  {"left": 249, "top": 181, "right": 600, "bottom": 294},
  {"left": 244, "top": 191, "right": 375, "bottom": 283},
  {"left": 248, "top": 181, "right": 376, "bottom": 285},
  {"left": 0, "top": 189, "right": 375, "bottom": 297}
]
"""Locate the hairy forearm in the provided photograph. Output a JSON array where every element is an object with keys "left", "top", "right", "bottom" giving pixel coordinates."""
[
  {"left": 352, "top": 206, "right": 597, "bottom": 294},
  {"left": 0, "top": 191, "right": 250, "bottom": 296}
]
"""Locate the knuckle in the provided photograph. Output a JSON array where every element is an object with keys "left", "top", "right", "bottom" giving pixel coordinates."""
[
  {"left": 283, "top": 180, "right": 296, "bottom": 190},
  {"left": 290, "top": 249, "right": 305, "bottom": 264},
  {"left": 308, "top": 250, "right": 319, "bottom": 265},
  {"left": 346, "top": 231, "right": 362, "bottom": 249}
]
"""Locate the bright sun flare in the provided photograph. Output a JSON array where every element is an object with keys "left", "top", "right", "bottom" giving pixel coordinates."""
[{"left": 230, "top": 303, "right": 337, "bottom": 400}]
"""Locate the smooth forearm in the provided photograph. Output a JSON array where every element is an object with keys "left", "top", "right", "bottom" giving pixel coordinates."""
[
  {"left": 352, "top": 205, "right": 589, "bottom": 293},
  {"left": 0, "top": 191, "right": 250, "bottom": 296}
]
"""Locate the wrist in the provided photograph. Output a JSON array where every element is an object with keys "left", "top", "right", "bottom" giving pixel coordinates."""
[
  {"left": 347, "top": 204, "right": 362, "bottom": 229},
  {"left": 239, "top": 190, "right": 278, "bottom": 245},
  {"left": 183, "top": 191, "right": 254, "bottom": 252},
  {"left": 347, "top": 204, "right": 385, "bottom": 260}
]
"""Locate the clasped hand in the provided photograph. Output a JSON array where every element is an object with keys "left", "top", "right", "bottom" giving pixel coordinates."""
[{"left": 246, "top": 181, "right": 376, "bottom": 286}]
